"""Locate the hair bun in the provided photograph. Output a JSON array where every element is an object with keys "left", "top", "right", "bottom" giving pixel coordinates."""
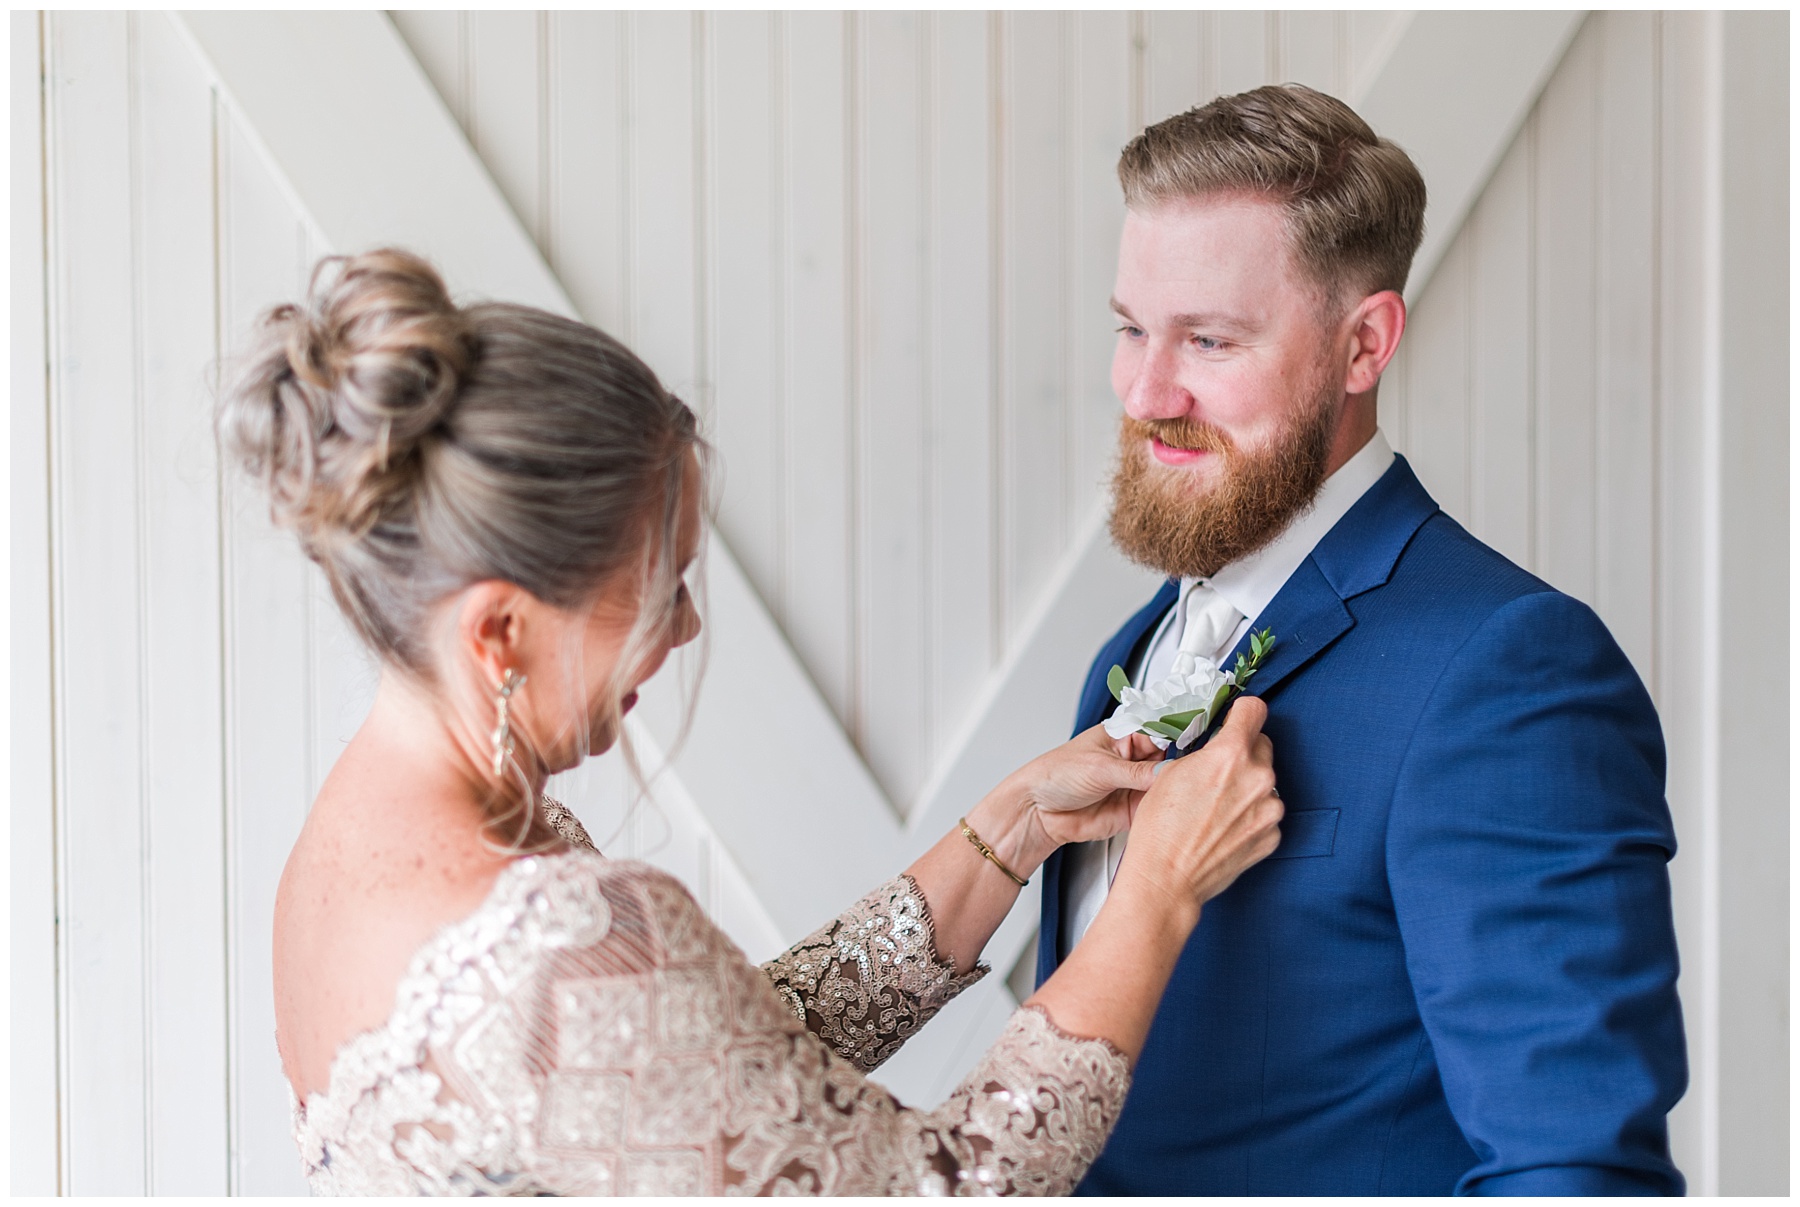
[{"left": 221, "top": 248, "right": 474, "bottom": 545}]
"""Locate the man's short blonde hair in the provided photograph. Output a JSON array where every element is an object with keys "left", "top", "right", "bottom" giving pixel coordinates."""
[{"left": 1119, "top": 84, "right": 1427, "bottom": 301}]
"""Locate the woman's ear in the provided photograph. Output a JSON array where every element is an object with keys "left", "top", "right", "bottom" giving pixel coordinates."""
[{"left": 456, "top": 580, "right": 531, "bottom": 689}]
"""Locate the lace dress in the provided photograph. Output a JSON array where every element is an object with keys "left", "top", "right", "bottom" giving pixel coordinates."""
[{"left": 290, "top": 802, "right": 1131, "bottom": 1195}]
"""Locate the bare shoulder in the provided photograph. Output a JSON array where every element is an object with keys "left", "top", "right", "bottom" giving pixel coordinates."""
[{"left": 274, "top": 777, "right": 513, "bottom": 1103}]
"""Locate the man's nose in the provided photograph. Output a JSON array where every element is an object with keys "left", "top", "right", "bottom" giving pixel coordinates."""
[{"left": 1122, "top": 341, "right": 1193, "bottom": 422}]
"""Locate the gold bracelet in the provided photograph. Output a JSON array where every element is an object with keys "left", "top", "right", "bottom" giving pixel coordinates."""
[{"left": 959, "top": 817, "right": 1029, "bottom": 887}]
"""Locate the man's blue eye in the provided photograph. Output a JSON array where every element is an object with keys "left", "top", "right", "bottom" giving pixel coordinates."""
[{"left": 1194, "top": 336, "right": 1225, "bottom": 352}]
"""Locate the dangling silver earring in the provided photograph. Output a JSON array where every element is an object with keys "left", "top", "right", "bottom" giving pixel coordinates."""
[{"left": 491, "top": 669, "right": 526, "bottom": 776}]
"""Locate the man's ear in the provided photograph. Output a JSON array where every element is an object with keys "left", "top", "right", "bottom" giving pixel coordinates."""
[
  {"left": 456, "top": 580, "right": 530, "bottom": 689},
  {"left": 1344, "top": 290, "right": 1406, "bottom": 397}
]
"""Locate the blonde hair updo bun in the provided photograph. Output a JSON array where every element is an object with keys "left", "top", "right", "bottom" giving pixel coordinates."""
[{"left": 218, "top": 248, "right": 703, "bottom": 681}]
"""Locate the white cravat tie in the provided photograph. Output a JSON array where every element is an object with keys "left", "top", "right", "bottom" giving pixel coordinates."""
[
  {"left": 1171, "top": 581, "right": 1244, "bottom": 677},
  {"left": 1103, "top": 582, "right": 1245, "bottom": 886}
]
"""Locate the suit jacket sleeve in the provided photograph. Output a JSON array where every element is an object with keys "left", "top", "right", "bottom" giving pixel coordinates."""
[{"left": 1385, "top": 591, "right": 1687, "bottom": 1196}]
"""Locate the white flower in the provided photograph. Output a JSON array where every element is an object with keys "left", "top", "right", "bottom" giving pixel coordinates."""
[{"left": 1103, "top": 651, "right": 1237, "bottom": 749}]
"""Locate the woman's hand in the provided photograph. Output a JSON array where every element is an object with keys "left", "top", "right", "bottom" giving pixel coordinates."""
[
  {"left": 902, "top": 726, "right": 1162, "bottom": 976},
  {"left": 1113, "top": 696, "right": 1282, "bottom": 918},
  {"left": 1021, "top": 726, "right": 1167, "bottom": 847},
  {"left": 903, "top": 700, "right": 1273, "bottom": 983},
  {"left": 966, "top": 725, "right": 1164, "bottom": 880},
  {"left": 1026, "top": 698, "right": 1280, "bottom": 1062}
]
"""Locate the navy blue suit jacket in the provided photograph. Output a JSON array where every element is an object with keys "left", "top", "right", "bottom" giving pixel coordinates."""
[{"left": 1039, "top": 457, "right": 1687, "bottom": 1195}]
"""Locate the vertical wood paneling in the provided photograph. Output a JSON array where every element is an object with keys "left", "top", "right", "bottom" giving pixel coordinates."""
[
  {"left": 1592, "top": 12, "right": 1659, "bottom": 680},
  {"left": 1648, "top": 16, "right": 1720, "bottom": 1187},
  {"left": 47, "top": 13, "right": 151, "bottom": 1191},
  {"left": 1283, "top": 11, "right": 1347, "bottom": 95},
  {"left": 626, "top": 12, "right": 702, "bottom": 407},
  {"left": 11, "top": 10, "right": 59, "bottom": 1196},
  {"left": 1655, "top": 14, "right": 1722, "bottom": 1186},
  {"left": 998, "top": 13, "right": 1070, "bottom": 640},
  {"left": 1712, "top": 12, "right": 1788, "bottom": 1194},
  {"left": 1530, "top": 25, "right": 1600, "bottom": 605},
  {"left": 548, "top": 13, "right": 627, "bottom": 336},
  {"left": 218, "top": 110, "right": 316, "bottom": 1197},
  {"left": 858, "top": 13, "right": 931, "bottom": 801},
  {"left": 781, "top": 12, "right": 855, "bottom": 727},
  {"left": 1214, "top": 11, "right": 1272, "bottom": 98},
  {"left": 1067, "top": 14, "right": 1134, "bottom": 537},
  {"left": 132, "top": 13, "right": 230, "bottom": 1193},
  {"left": 1399, "top": 233, "right": 1473, "bottom": 519},
  {"left": 1467, "top": 137, "right": 1535, "bottom": 569},
  {"left": 1144, "top": 11, "right": 1204, "bottom": 123},
  {"left": 924, "top": 12, "right": 993, "bottom": 769},
  {"left": 709, "top": 12, "right": 783, "bottom": 629}
]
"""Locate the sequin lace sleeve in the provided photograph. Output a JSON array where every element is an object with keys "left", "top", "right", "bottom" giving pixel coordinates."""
[
  {"left": 759, "top": 874, "right": 987, "bottom": 1073},
  {"left": 290, "top": 851, "right": 1131, "bottom": 1196}
]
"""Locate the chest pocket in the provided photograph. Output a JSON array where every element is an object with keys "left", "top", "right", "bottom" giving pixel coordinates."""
[{"left": 1266, "top": 808, "right": 1340, "bottom": 860}]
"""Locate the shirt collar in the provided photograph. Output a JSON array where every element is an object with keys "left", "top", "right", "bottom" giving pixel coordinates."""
[{"left": 1184, "top": 428, "right": 1396, "bottom": 628}]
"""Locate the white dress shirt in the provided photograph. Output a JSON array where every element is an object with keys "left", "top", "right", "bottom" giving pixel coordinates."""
[{"left": 1057, "top": 429, "right": 1396, "bottom": 959}]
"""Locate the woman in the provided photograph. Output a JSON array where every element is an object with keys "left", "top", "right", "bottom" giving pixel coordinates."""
[{"left": 226, "top": 250, "right": 1282, "bottom": 1195}]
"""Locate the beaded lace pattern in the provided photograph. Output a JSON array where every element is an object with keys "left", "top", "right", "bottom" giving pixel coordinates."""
[{"left": 289, "top": 807, "right": 1131, "bottom": 1195}]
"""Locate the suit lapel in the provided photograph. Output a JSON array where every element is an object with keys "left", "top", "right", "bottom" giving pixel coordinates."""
[
  {"left": 1222, "top": 559, "right": 1353, "bottom": 700},
  {"left": 1212, "top": 457, "right": 1442, "bottom": 712},
  {"left": 1307, "top": 454, "right": 1441, "bottom": 601}
]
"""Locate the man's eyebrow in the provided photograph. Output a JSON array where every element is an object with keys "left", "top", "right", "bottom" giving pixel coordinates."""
[
  {"left": 1109, "top": 297, "right": 1257, "bottom": 334},
  {"left": 1169, "top": 312, "right": 1257, "bottom": 333}
]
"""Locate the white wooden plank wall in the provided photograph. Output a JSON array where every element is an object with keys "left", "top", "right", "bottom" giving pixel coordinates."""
[
  {"left": 31, "top": 13, "right": 232, "bottom": 1192},
  {"left": 10, "top": 9, "right": 59, "bottom": 1194},
  {"left": 1710, "top": 15, "right": 1788, "bottom": 1197},
  {"left": 12, "top": 9, "right": 1785, "bottom": 1197}
]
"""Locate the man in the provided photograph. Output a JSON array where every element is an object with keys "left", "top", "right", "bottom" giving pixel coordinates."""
[{"left": 1037, "top": 85, "right": 1686, "bottom": 1195}]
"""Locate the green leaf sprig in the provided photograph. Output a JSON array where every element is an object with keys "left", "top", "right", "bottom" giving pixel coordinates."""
[{"left": 1206, "top": 627, "right": 1276, "bottom": 738}]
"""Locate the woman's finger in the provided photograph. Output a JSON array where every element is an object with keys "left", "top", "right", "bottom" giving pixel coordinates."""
[
  {"left": 1114, "top": 754, "right": 1161, "bottom": 793},
  {"left": 1217, "top": 694, "right": 1268, "bottom": 742},
  {"left": 1127, "top": 733, "right": 1164, "bottom": 761},
  {"left": 1036, "top": 755, "right": 1158, "bottom": 813}
]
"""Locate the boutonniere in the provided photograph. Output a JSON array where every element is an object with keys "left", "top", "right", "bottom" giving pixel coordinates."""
[{"left": 1101, "top": 629, "right": 1276, "bottom": 750}]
